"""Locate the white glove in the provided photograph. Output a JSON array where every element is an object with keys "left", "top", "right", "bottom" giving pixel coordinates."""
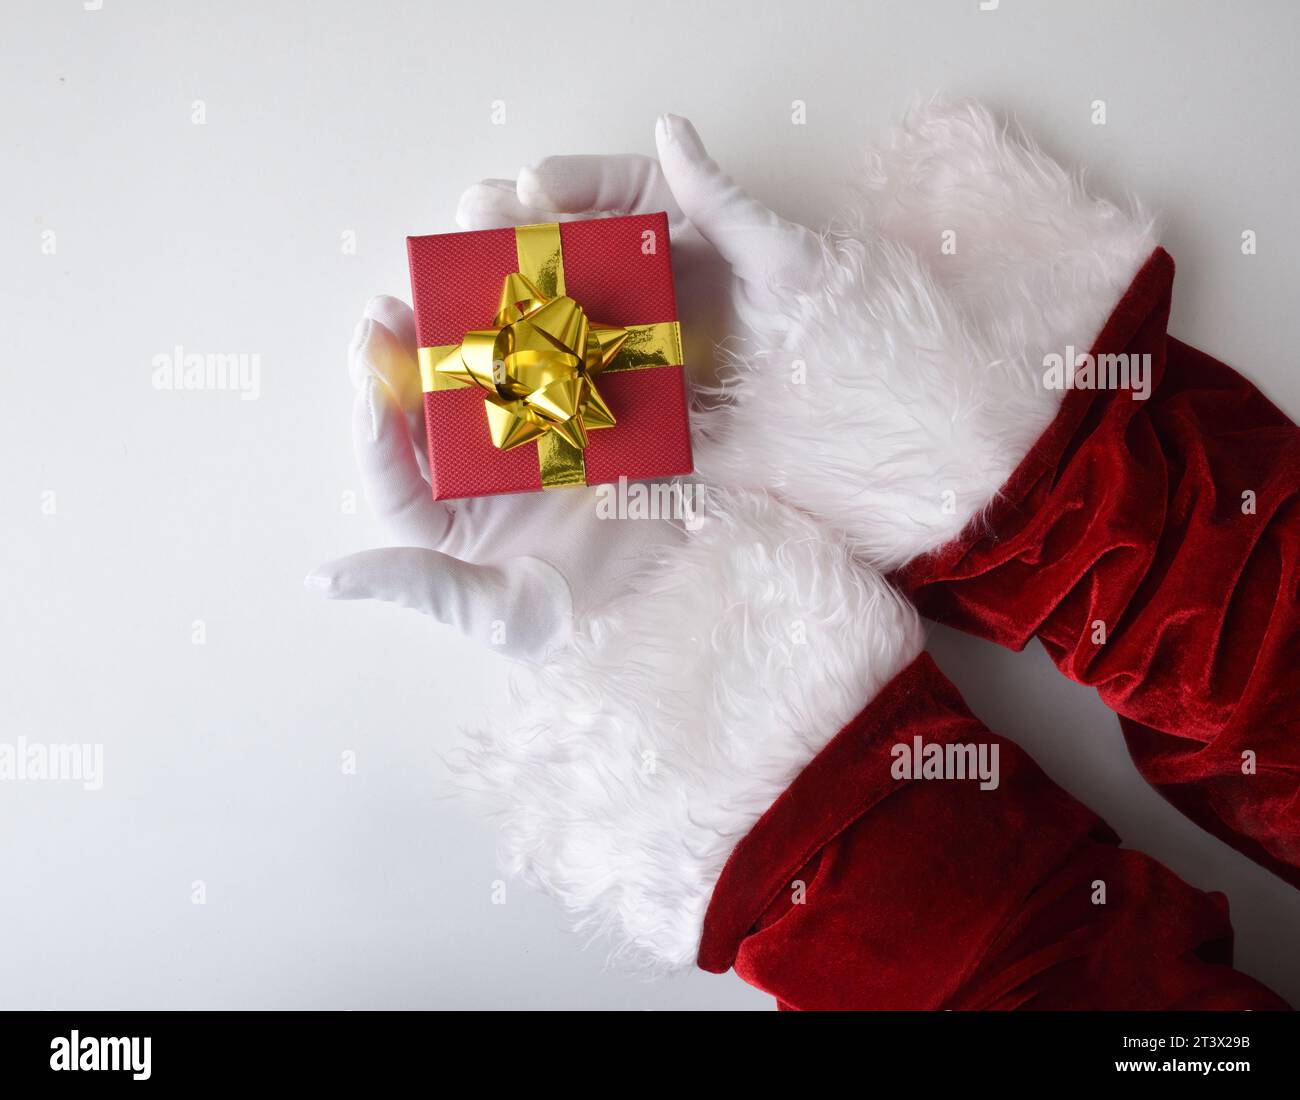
[
  {"left": 457, "top": 114, "right": 825, "bottom": 356},
  {"left": 306, "top": 293, "right": 682, "bottom": 659},
  {"left": 306, "top": 116, "right": 827, "bottom": 659}
]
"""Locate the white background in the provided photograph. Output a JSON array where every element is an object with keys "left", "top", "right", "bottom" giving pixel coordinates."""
[{"left": 2, "top": 0, "right": 1298, "bottom": 1010}]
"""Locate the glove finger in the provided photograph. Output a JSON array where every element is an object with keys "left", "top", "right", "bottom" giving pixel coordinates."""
[
  {"left": 351, "top": 368, "right": 452, "bottom": 549},
  {"left": 349, "top": 301, "right": 430, "bottom": 484},
  {"left": 306, "top": 548, "right": 572, "bottom": 659},
  {"left": 456, "top": 179, "right": 558, "bottom": 230},
  {"left": 655, "top": 114, "right": 823, "bottom": 298},
  {"left": 517, "top": 153, "right": 678, "bottom": 216},
  {"left": 349, "top": 298, "right": 423, "bottom": 415}
]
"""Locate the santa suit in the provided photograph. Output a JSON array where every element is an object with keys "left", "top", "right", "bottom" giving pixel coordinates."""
[
  {"left": 896, "top": 247, "right": 1300, "bottom": 891},
  {"left": 445, "top": 101, "right": 1295, "bottom": 1009},
  {"left": 698, "top": 654, "right": 1286, "bottom": 1010},
  {"left": 686, "top": 103, "right": 1294, "bottom": 1008}
]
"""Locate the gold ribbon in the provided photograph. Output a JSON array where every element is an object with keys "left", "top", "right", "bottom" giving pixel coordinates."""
[{"left": 419, "top": 223, "right": 682, "bottom": 489}]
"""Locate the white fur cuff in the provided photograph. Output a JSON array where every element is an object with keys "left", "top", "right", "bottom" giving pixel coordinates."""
[
  {"left": 455, "top": 489, "right": 923, "bottom": 970},
  {"left": 694, "top": 98, "right": 1157, "bottom": 568}
]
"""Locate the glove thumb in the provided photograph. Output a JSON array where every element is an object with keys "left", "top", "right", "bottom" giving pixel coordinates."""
[
  {"left": 654, "top": 114, "right": 823, "bottom": 303},
  {"left": 306, "top": 548, "right": 572, "bottom": 660}
]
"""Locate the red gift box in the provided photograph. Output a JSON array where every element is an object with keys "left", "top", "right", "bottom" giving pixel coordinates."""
[{"left": 407, "top": 213, "right": 693, "bottom": 500}]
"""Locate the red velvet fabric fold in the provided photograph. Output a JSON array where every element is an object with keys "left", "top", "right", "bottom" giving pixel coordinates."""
[
  {"left": 895, "top": 248, "right": 1300, "bottom": 889},
  {"left": 698, "top": 654, "right": 1286, "bottom": 1010}
]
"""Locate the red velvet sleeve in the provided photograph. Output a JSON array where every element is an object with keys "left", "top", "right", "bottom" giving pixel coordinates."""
[
  {"left": 697, "top": 654, "right": 1287, "bottom": 1010},
  {"left": 894, "top": 248, "right": 1300, "bottom": 890}
]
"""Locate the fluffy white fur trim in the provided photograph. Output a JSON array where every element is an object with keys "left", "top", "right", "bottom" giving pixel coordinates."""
[
  {"left": 455, "top": 489, "right": 923, "bottom": 971},
  {"left": 694, "top": 98, "right": 1157, "bottom": 568}
]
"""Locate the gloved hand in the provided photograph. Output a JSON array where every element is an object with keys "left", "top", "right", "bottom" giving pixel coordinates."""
[
  {"left": 456, "top": 114, "right": 825, "bottom": 361},
  {"left": 305, "top": 292, "right": 682, "bottom": 659},
  {"left": 306, "top": 115, "right": 828, "bottom": 660}
]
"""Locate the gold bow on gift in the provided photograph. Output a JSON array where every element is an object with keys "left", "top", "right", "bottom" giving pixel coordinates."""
[
  {"left": 427, "top": 270, "right": 626, "bottom": 453},
  {"left": 419, "top": 222, "right": 682, "bottom": 489}
]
